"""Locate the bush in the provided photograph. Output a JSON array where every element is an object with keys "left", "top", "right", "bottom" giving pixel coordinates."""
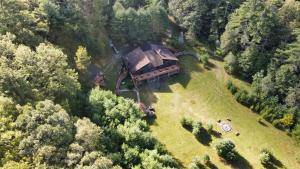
[
  {"left": 259, "top": 148, "right": 273, "bottom": 167},
  {"left": 200, "top": 54, "right": 209, "bottom": 66},
  {"left": 188, "top": 156, "right": 202, "bottom": 169},
  {"left": 293, "top": 124, "right": 300, "bottom": 144},
  {"left": 227, "top": 80, "right": 257, "bottom": 107},
  {"left": 215, "top": 140, "right": 237, "bottom": 162},
  {"left": 260, "top": 152, "right": 272, "bottom": 167},
  {"left": 202, "top": 154, "right": 210, "bottom": 165},
  {"left": 207, "top": 124, "right": 213, "bottom": 134},
  {"left": 226, "top": 80, "right": 237, "bottom": 94},
  {"left": 192, "top": 121, "right": 203, "bottom": 137},
  {"left": 180, "top": 117, "right": 194, "bottom": 130},
  {"left": 224, "top": 52, "right": 238, "bottom": 74}
]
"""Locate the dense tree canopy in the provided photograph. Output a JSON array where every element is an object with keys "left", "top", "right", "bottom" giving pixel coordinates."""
[
  {"left": 168, "top": 0, "right": 244, "bottom": 42},
  {"left": 111, "top": 0, "right": 168, "bottom": 44},
  {"left": 88, "top": 88, "right": 179, "bottom": 168},
  {"left": 0, "top": 33, "right": 80, "bottom": 105},
  {"left": 221, "top": 0, "right": 290, "bottom": 78},
  {"left": 0, "top": 0, "right": 49, "bottom": 47}
]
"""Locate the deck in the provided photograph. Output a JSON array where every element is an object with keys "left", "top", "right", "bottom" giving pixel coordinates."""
[{"left": 132, "top": 65, "right": 180, "bottom": 82}]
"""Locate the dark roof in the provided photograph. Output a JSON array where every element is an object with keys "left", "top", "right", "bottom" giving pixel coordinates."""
[
  {"left": 123, "top": 44, "right": 178, "bottom": 72},
  {"left": 87, "top": 64, "right": 103, "bottom": 80}
]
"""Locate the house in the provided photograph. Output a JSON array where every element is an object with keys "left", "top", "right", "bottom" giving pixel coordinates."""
[
  {"left": 87, "top": 64, "right": 105, "bottom": 87},
  {"left": 122, "top": 44, "right": 180, "bottom": 87}
]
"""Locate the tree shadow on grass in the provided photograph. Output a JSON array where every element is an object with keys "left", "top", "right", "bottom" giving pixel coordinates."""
[
  {"left": 210, "top": 130, "right": 222, "bottom": 138},
  {"left": 146, "top": 115, "right": 158, "bottom": 126},
  {"left": 204, "top": 61, "right": 216, "bottom": 70},
  {"left": 230, "top": 152, "right": 253, "bottom": 169},
  {"left": 258, "top": 120, "right": 269, "bottom": 127},
  {"left": 263, "top": 155, "right": 284, "bottom": 169},
  {"left": 195, "top": 128, "right": 212, "bottom": 146},
  {"left": 271, "top": 156, "right": 284, "bottom": 168},
  {"left": 207, "top": 162, "right": 219, "bottom": 169}
]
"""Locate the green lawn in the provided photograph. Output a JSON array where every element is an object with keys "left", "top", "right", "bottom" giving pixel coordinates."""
[
  {"left": 100, "top": 46, "right": 300, "bottom": 168},
  {"left": 137, "top": 57, "right": 300, "bottom": 169}
]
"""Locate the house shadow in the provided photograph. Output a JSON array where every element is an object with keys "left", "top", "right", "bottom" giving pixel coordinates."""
[
  {"left": 195, "top": 128, "right": 212, "bottom": 146},
  {"left": 176, "top": 56, "right": 204, "bottom": 88}
]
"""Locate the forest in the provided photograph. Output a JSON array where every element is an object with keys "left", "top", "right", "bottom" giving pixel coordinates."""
[{"left": 0, "top": 0, "right": 299, "bottom": 168}]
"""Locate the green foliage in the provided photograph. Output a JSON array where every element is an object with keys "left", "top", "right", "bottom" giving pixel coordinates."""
[
  {"left": 111, "top": 1, "right": 168, "bottom": 44},
  {"left": 224, "top": 52, "right": 238, "bottom": 74},
  {"left": 180, "top": 117, "right": 194, "bottom": 130},
  {"left": 226, "top": 80, "right": 238, "bottom": 94},
  {"left": 250, "top": 28, "right": 300, "bottom": 134},
  {"left": 202, "top": 154, "right": 210, "bottom": 165},
  {"left": 0, "top": 0, "right": 48, "bottom": 47},
  {"left": 16, "top": 100, "right": 74, "bottom": 166},
  {"left": 88, "top": 88, "right": 179, "bottom": 168},
  {"left": 259, "top": 148, "right": 273, "bottom": 167},
  {"left": 169, "top": 0, "right": 244, "bottom": 42},
  {"left": 188, "top": 156, "right": 202, "bottom": 169},
  {"left": 0, "top": 96, "right": 22, "bottom": 165},
  {"left": 0, "top": 34, "right": 80, "bottom": 105},
  {"left": 0, "top": 98, "right": 120, "bottom": 168},
  {"left": 192, "top": 121, "right": 203, "bottom": 137},
  {"left": 76, "top": 46, "right": 91, "bottom": 72},
  {"left": 215, "top": 139, "right": 237, "bottom": 162},
  {"left": 260, "top": 151, "right": 272, "bottom": 167},
  {"left": 221, "top": 0, "right": 290, "bottom": 78},
  {"left": 207, "top": 124, "right": 213, "bottom": 134},
  {"left": 200, "top": 54, "right": 209, "bottom": 67},
  {"left": 293, "top": 124, "right": 300, "bottom": 144}
]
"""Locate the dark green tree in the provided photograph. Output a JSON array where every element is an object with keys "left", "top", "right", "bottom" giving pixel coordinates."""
[{"left": 221, "top": 0, "right": 290, "bottom": 78}]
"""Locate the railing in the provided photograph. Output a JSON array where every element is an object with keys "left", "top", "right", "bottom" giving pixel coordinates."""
[{"left": 132, "top": 65, "right": 180, "bottom": 82}]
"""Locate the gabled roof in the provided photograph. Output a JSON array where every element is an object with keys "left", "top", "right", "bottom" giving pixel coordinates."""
[
  {"left": 151, "top": 44, "right": 178, "bottom": 61},
  {"left": 124, "top": 47, "right": 150, "bottom": 72},
  {"left": 124, "top": 44, "right": 178, "bottom": 73}
]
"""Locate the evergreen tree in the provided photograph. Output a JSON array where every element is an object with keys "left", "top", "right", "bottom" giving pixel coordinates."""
[
  {"left": 221, "top": 0, "right": 290, "bottom": 78},
  {"left": 76, "top": 46, "right": 91, "bottom": 72}
]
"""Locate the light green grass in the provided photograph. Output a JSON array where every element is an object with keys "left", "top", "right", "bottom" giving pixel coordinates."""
[
  {"left": 98, "top": 44, "right": 300, "bottom": 168},
  {"left": 138, "top": 57, "right": 300, "bottom": 168}
]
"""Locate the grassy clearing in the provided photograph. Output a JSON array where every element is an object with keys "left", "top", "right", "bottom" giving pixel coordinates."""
[
  {"left": 137, "top": 57, "right": 300, "bottom": 168},
  {"left": 98, "top": 43, "right": 300, "bottom": 168}
]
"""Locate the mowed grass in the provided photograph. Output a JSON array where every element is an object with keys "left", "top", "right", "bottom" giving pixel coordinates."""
[{"left": 138, "top": 57, "right": 300, "bottom": 168}]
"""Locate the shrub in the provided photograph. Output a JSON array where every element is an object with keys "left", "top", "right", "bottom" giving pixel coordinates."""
[
  {"left": 224, "top": 52, "right": 238, "bottom": 74},
  {"left": 215, "top": 140, "right": 237, "bottom": 162},
  {"left": 192, "top": 121, "right": 203, "bottom": 137},
  {"left": 278, "top": 113, "right": 295, "bottom": 129},
  {"left": 188, "top": 156, "right": 202, "bottom": 169},
  {"left": 259, "top": 148, "right": 273, "bottom": 167},
  {"left": 216, "top": 47, "right": 224, "bottom": 57},
  {"left": 226, "top": 80, "right": 237, "bottom": 94},
  {"left": 207, "top": 124, "right": 213, "bottom": 134},
  {"left": 180, "top": 117, "right": 194, "bottom": 130},
  {"left": 202, "top": 154, "right": 210, "bottom": 165},
  {"left": 200, "top": 54, "right": 209, "bottom": 66},
  {"left": 260, "top": 152, "right": 272, "bottom": 167},
  {"left": 293, "top": 124, "right": 300, "bottom": 144}
]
